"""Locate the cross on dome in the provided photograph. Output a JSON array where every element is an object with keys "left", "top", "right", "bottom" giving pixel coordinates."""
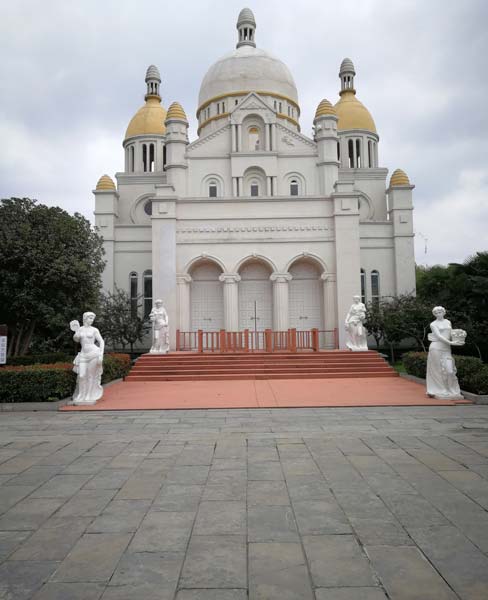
[{"left": 236, "top": 7, "right": 256, "bottom": 48}]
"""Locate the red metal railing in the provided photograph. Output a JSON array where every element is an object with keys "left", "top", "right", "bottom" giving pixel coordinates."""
[{"left": 176, "top": 328, "right": 338, "bottom": 352}]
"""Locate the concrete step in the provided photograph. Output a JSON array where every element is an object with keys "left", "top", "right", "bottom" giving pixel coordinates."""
[{"left": 126, "top": 371, "right": 399, "bottom": 381}]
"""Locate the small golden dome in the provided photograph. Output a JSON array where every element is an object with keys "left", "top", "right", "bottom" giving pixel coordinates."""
[
  {"left": 315, "top": 99, "right": 336, "bottom": 119},
  {"left": 166, "top": 102, "right": 188, "bottom": 122},
  {"left": 96, "top": 174, "right": 116, "bottom": 191},
  {"left": 390, "top": 169, "right": 411, "bottom": 187},
  {"left": 334, "top": 90, "right": 376, "bottom": 133},
  {"left": 125, "top": 97, "right": 167, "bottom": 139}
]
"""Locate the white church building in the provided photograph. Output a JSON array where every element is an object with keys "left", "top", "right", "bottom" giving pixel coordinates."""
[{"left": 94, "top": 8, "right": 416, "bottom": 350}]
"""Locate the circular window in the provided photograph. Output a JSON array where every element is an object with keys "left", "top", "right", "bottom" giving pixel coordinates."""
[{"left": 144, "top": 200, "right": 153, "bottom": 216}]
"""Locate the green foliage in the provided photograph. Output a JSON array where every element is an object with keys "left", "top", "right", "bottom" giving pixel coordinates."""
[
  {"left": 97, "top": 288, "right": 150, "bottom": 352},
  {"left": 0, "top": 353, "right": 131, "bottom": 402},
  {"left": 6, "top": 352, "right": 72, "bottom": 366},
  {"left": 0, "top": 365, "right": 76, "bottom": 402},
  {"left": 403, "top": 351, "right": 488, "bottom": 395},
  {"left": 101, "top": 353, "right": 131, "bottom": 383},
  {"left": 0, "top": 198, "right": 105, "bottom": 356},
  {"left": 364, "top": 301, "right": 386, "bottom": 347}
]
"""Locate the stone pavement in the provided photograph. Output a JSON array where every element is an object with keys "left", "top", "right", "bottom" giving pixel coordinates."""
[{"left": 0, "top": 406, "right": 487, "bottom": 599}]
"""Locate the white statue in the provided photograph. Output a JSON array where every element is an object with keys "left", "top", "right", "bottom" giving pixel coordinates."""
[
  {"left": 345, "top": 295, "right": 368, "bottom": 351},
  {"left": 426, "top": 306, "right": 466, "bottom": 399},
  {"left": 70, "top": 311, "right": 104, "bottom": 405},
  {"left": 149, "top": 299, "right": 169, "bottom": 354}
]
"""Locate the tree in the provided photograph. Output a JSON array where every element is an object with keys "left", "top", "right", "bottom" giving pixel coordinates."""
[
  {"left": 97, "top": 288, "right": 150, "bottom": 353},
  {"left": 0, "top": 198, "right": 105, "bottom": 356},
  {"left": 364, "top": 300, "right": 386, "bottom": 349}
]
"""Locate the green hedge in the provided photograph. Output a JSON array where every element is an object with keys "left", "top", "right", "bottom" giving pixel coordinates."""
[
  {"left": 403, "top": 352, "right": 488, "bottom": 395},
  {"left": 0, "top": 354, "right": 131, "bottom": 403},
  {"left": 6, "top": 352, "right": 73, "bottom": 366}
]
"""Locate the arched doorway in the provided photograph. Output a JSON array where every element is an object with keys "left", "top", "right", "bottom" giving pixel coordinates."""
[
  {"left": 238, "top": 260, "right": 273, "bottom": 330},
  {"left": 288, "top": 259, "right": 324, "bottom": 330},
  {"left": 189, "top": 260, "right": 224, "bottom": 331}
]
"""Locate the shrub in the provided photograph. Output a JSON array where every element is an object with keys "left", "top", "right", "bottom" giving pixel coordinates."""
[
  {"left": 403, "top": 351, "right": 488, "bottom": 395},
  {"left": 402, "top": 352, "right": 427, "bottom": 378},
  {"left": 0, "top": 364, "right": 76, "bottom": 402},
  {"left": 102, "top": 353, "right": 131, "bottom": 384},
  {"left": 0, "top": 353, "right": 131, "bottom": 403},
  {"left": 6, "top": 352, "right": 73, "bottom": 366}
]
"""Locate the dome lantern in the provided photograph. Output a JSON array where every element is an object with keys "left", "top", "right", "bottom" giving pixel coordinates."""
[
  {"left": 145, "top": 64, "right": 161, "bottom": 100},
  {"left": 236, "top": 7, "right": 256, "bottom": 49},
  {"left": 339, "top": 58, "right": 356, "bottom": 95}
]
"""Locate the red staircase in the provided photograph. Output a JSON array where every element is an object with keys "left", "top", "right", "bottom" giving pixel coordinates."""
[{"left": 126, "top": 351, "right": 398, "bottom": 382}]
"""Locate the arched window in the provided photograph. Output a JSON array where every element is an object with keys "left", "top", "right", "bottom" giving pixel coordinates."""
[
  {"left": 149, "top": 143, "right": 155, "bottom": 172},
  {"left": 249, "top": 126, "right": 260, "bottom": 151},
  {"left": 250, "top": 180, "right": 259, "bottom": 197},
  {"left": 348, "top": 139, "right": 354, "bottom": 168},
  {"left": 290, "top": 179, "right": 299, "bottom": 196},
  {"left": 360, "top": 269, "right": 366, "bottom": 304},
  {"left": 371, "top": 270, "right": 380, "bottom": 303},
  {"left": 129, "top": 272, "right": 138, "bottom": 317},
  {"left": 143, "top": 270, "right": 152, "bottom": 318},
  {"left": 163, "top": 145, "right": 167, "bottom": 170},
  {"left": 208, "top": 180, "right": 218, "bottom": 198},
  {"left": 130, "top": 146, "right": 135, "bottom": 172},
  {"left": 337, "top": 141, "right": 341, "bottom": 161},
  {"left": 368, "top": 140, "right": 373, "bottom": 168},
  {"left": 144, "top": 201, "right": 152, "bottom": 216},
  {"left": 356, "top": 139, "right": 361, "bottom": 168}
]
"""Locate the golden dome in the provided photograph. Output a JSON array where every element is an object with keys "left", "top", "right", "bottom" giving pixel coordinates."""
[
  {"left": 334, "top": 90, "right": 376, "bottom": 133},
  {"left": 166, "top": 102, "right": 188, "bottom": 122},
  {"left": 125, "top": 97, "right": 167, "bottom": 139},
  {"left": 390, "top": 169, "right": 410, "bottom": 187},
  {"left": 96, "top": 174, "right": 116, "bottom": 191},
  {"left": 315, "top": 99, "right": 336, "bottom": 119}
]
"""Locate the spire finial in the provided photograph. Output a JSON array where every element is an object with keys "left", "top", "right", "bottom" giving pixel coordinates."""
[
  {"left": 339, "top": 58, "right": 356, "bottom": 95},
  {"left": 236, "top": 8, "right": 256, "bottom": 49},
  {"left": 145, "top": 65, "right": 161, "bottom": 101}
]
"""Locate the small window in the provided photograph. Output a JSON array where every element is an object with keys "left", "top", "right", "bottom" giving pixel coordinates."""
[
  {"left": 371, "top": 270, "right": 380, "bottom": 303},
  {"left": 142, "top": 144, "right": 147, "bottom": 172},
  {"left": 356, "top": 139, "right": 361, "bottom": 168},
  {"left": 130, "top": 146, "right": 135, "bottom": 172},
  {"left": 208, "top": 181, "right": 218, "bottom": 197},
  {"left": 290, "top": 179, "right": 299, "bottom": 196},
  {"left": 129, "top": 272, "right": 138, "bottom": 317},
  {"left": 143, "top": 270, "right": 153, "bottom": 318},
  {"left": 337, "top": 141, "right": 340, "bottom": 161},
  {"left": 360, "top": 269, "right": 366, "bottom": 304},
  {"left": 144, "top": 200, "right": 152, "bottom": 216},
  {"left": 250, "top": 183, "right": 259, "bottom": 197},
  {"left": 348, "top": 139, "right": 354, "bottom": 168}
]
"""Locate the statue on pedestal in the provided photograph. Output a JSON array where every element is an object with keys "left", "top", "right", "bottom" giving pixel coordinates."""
[
  {"left": 426, "top": 306, "right": 466, "bottom": 400},
  {"left": 345, "top": 295, "right": 368, "bottom": 351},
  {"left": 149, "top": 299, "right": 169, "bottom": 354},
  {"left": 70, "top": 312, "right": 104, "bottom": 405}
]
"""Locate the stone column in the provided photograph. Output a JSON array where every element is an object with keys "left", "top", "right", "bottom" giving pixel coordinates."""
[
  {"left": 321, "top": 273, "right": 337, "bottom": 348},
  {"left": 266, "top": 177, "right": 272, "bottom": 196},
  {"left": 237, "top": 125, "right": 242, "bottom": 152},
  {"left": 231, "top": 125, "right": 237, "bottom": 153},
  {"left": 219, "top": 273, "right": 241, "bottom": 331},
  {"left": 271, "top": 273, "right": 292, "bottom": 331},
  {"left": 176, "top": 274, "right": 192, "bottom": 331},
  {"left": 264, "top": 123, "right": 270, "bottom": 151},
  {"left": 271, "top": 124, "right": 277, "bottom": 151},
  {"left": 232, "top": 177, "right": 238, "bottom": 197}
]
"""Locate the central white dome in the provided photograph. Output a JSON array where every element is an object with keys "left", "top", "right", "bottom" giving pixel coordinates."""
[{"left": 198, "top": 33, "right": 298, "bottom": 109}]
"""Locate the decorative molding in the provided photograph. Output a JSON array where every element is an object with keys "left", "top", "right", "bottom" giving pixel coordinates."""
[
  {"left": 187, "top": 123, "right": 230, "bottom": 151},
  {"left": 176, "top": 274, "right": 192, "bottom": 284},
  {"left": 176, "top": 223, "right": 328, "bottom": 234},
  {"left": 270, "top": 272, "right": 292, "bottom": 283},
  {"left": 219, "top": 273, "right": 241, "bottom": 284}
]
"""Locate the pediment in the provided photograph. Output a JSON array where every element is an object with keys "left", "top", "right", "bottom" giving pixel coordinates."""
[
  {"left": 231, "top": 93, "right": 275, "bottom": 122},
  {"left": 187, "top": 123, "right": 231, "bottom": 156},
  {"left": 276, "top": 122, "right": 317, "bottom": 153}
]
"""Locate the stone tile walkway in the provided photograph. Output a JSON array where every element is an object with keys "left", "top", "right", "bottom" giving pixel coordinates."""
[{"left": 0, "top": 405, "right": 487, "bottom": 599}]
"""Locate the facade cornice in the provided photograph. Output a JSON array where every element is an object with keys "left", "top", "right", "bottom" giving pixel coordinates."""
[{"left": 115, "top": 172, "right": 167, "bottom": 185}]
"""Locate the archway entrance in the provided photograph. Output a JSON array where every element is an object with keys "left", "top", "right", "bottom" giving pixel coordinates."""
[
  {"left": 289, "top": 259, "right": 324, "bottom": 330},
  {"left": 190, "top": 261, "right": 224, "bottom": 331},
  {"left": 238, "top": 260, "right": 273, "bottom": 331}
]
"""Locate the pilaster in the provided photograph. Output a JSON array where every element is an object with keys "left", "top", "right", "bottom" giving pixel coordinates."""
[
  {"left": 219, "top": 273, "right": 241, "bottom": 331},
  {"left": 321, "top": 273, "right": 338, "bottom": 348},
  {"left": 332, "top": 181, "right": 361, "bottom": 349},
  {"left": 176, "top": 274, "right": 192, "bottom": 331},
  {"left": 270, "top": 272, "right": 292, "bottom": 331},
  {"left": 388, "top": 183, "right": 416, "bottom": 295}
]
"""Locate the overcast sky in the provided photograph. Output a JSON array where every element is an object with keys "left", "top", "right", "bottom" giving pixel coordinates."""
[{"left": 1, "top": 0, "right": 487, "bottom": 266}]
